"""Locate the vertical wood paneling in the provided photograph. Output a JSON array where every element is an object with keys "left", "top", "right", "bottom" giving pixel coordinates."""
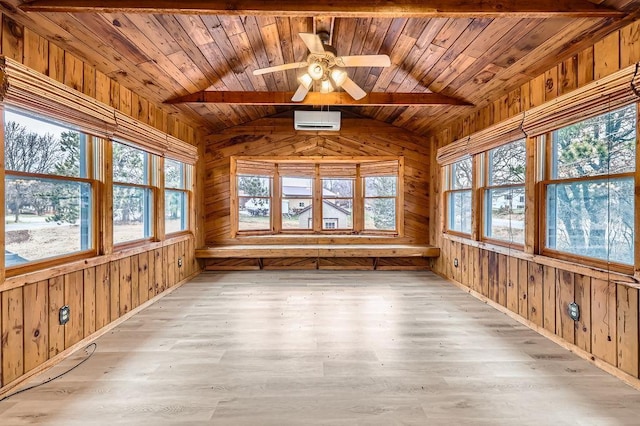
[
  {"left": 488, "top": 251, "right": 499, "bottom": 302},
  {"left": 617, "top": 285, "right": 639, "bottom": 377},
  {"left": 517, "top": 259, "right": 529, "bottom": 318},
  {"left": 95, "top": 263, "right": 111, "bottom": 329},
  {"left": 138, "top": 251, "right": 149, "bottom": 304},
  {"left": 131, "top": 255, "right": 140, "bottom": 309},
  {"left": 2, "top": 16, "right": 24, "bottom": 62},
  {"left": 154, "top": 249, "right": 164, "bottom": 294},
  {"left": 542, "top": 265, "right": 556, "bottom": 333},
  {"left": 48, "top": 276, "right": 64, "bottom": 358},
  {"left": 591, "top": 279, "right": 617, "bottom": 365},
  {"left": 83, "top": 267, "right": 97, "bottom": 336},
  {"left": 119, "top": 257, "right": 132, "bottom": 314},
  {"left": 48, "top": 43, "right": 64, "bottom": 83},
  {"left": 594, "top": 31, "right": 620, "bottom": 80},
  {"left": 22, "top": 28, "right": 48, "bottom": 74},
  {"left": 528, "top": 263, "right": 543, "bottom": 327},
  {"left": 556, "top": 269, "right": 575, "bottom": 344},
  {"left": 1, "top": 288, "right": 24, "bottom": 385},
  {"left": 506, "top": 256, "right": 519, "bottom": 313},
  {"left": 620, "top": 20, "right": 640, "bottom": 68},
  {"left": 64, "top": 271, "right": 84, "bottom": 349},
  {"left": 23, "top": 281, "right": 48, "bottom": 373},
  {"left": 480, "top": 249, "right": 489, "bottom": 297},
  {"left": 574, "top": 274, "right": 591, "bottom": 353},
  {"left": 497, "top": 253, "right": 507, "bottom": 307},
  {"left": 110, "top": 261, "right": 120, "bottom": 320}
]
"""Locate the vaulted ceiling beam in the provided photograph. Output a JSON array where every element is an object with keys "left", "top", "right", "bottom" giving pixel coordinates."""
[
  {"left": 19, "top": 0, "right": 625, "bottom": 18},
  {"left": 165, "top": 91, "right": 472, "bottom": 106}
]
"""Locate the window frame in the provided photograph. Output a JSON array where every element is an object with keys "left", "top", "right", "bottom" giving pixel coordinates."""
[
  {"left": 236, "top": 174, "right": 273, "bottom": 234},
  {"left": 164, "top": 158, "right": 191, "bottom": 236},
  {"left": 481, "top": 138, "right": 527, "bottom": 249},
  {"left": 3, "top": 108, "right": 98, "bottom": 276},
  {"left": 231, "top": 157, "right": 403, "bottom": 237},
  {"left": 363, "top": 175, "right": 399, "bottom": 234},
  {"left": 540, "top": 104, "right": 637, "bottom": 272},
  {"left": 444, "top": 157, "right": 473, "bottom": 237},
  {"left": 321, "top": 177, "right": 355, "bottom": 232},
  {"left": 112, "top": 141, "right": 157, "bottom": 247}
]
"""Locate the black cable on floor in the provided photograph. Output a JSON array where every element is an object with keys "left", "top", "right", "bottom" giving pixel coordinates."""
[{"left": 0, "top": 342, "right": 97, "bottom": 403}]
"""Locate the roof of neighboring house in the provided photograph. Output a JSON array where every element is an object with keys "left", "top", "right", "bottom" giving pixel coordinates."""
[{"left": 297, "top": 200, "right": 351, "bottom": 216}]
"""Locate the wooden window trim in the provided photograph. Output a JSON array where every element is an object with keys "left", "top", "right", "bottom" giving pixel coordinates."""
[{"left": 230, "top": 156, "right": 403, "bottom": 237}]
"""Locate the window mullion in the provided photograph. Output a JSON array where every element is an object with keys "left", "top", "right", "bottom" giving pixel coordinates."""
[
  {"left": 354, "top": 164, "right": 363, "bottom": 233},
  {"left": 273, "top": 166, "right": 281, "bottom": 234}
]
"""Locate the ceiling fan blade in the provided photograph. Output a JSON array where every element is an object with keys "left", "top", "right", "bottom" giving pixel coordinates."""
[
  {"left": 340, "top": 77, "right": 367, "bottom": 101},
  {"left": 299, "top": 33, "right": 325, "bottom": 54},
  {"left": 253, "top": 62, "right": 307, "bottom": 76},
  {"left": 291, "top": 83, "right": 311, "bottom": 102},
  {"left": 336, "top": 55, "right": 391, "bottom": 68}
]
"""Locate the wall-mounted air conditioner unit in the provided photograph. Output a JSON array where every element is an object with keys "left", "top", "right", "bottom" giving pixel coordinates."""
[{"left": 294, "top": 110, "right": 341, "bottom": 131}]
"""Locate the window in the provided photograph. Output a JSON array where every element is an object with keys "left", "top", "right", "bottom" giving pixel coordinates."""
[
  {"left": 4, "top": 110, "right": 94, "bottom": 267},
  {"left": 281, "top": 176, "right": 313, "bottom": 230},
  {"left": 446, "top": 158, "right": 473, "bottom": 234},
  {"left": 164, "top": 158, "right": 189, "bottom": 234},
  {"left": 113, "top": 141, "right": 154, "bottom": 244},
  {"left": 322, "top": 178, "right": 354, "bottom": 230},
  {"left": 545, "top": 104, "right": 636, "bottom": 266},
  {"left": 237, "top": 175, "right": 272, "bottom": 231},
  {"left": 364, "top": 176, "right": 397, "bottom": 231},
  {"left": 484, "top": 139, "right": 526, "bottom": 244}
]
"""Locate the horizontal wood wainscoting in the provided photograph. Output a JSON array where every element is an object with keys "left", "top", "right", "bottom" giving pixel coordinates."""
[
  {"left": 196, "top": 244, "right": 440, "bottom": 270},
  {"left": 0, "top": 235, "right": 199, "bottom": 394}
]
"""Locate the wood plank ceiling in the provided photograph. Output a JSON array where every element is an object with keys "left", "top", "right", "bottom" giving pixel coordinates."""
[{"left": 3, "top": 0, "right": 640, "bottom": 135}]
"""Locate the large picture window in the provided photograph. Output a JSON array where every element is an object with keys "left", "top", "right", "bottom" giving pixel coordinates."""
[
  {"left": 165, "top": 158, "right": 189, "bottom": 234},
  {"left": 4, "top": 110, "right": 94, "bottom": 267},
  {"left": 484, "top": 139, "right": 526, "bottom": 244},
  {"left": 544, "top": 104, "right": 636, "bottom": 266},
  {"left": 446, "top": 158, "right": 473, "bottom": 234},
  {"left": 113, "top": 141, "right": 154, "bottom": 244},
  {"left": 232, "top": 158, "right": 402, "bottom": 236}
]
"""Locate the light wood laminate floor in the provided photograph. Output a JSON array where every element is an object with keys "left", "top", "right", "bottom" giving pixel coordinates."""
[{"left": 2, "top": 271, "right": 640, "bottom": 425}]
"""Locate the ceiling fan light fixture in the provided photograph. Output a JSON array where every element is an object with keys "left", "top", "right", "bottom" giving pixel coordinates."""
[
  {"left": 330, "top": 68, "right": 347, "bottom": 87},
  {"left": 308, "top": 62, "right": 325, "bottom": 80},
  {"left": 299, "top": 73, "right": 313, "bottom": 89},
  {"left": 320, "top": 79, "right": 334, "bottom": 93}
]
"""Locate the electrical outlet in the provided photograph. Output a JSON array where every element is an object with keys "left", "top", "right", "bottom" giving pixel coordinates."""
[
  {"left": 178, "top": 257, "right": 183, "bottom": 268},
  {"left": 59, "top": 305, "right": 70, "bottom": 325},
  {"left": 568, "top": 302, "right": 580, "bottom": 321},
  {"left": 453, "top": 258, "right": 459, "bottom": 268}
]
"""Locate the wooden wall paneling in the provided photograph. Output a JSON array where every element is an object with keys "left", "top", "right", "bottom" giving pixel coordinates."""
[
  {"left": 23, "top": 280, "right": 48, "bottom": 373},
  {"left": 109, "top": 80, "right": 120, "bottom": 109},
  {"left": 543, "top": 65, "right": 558, "bottom": 103},
  {"left": 518, "top": 259, "right": 529, "bottom": 319},
  {"left": 480, "top": 248, "right": 490, "bottom": 297},
  {"left": 556, "top": 269, "right": 575, "bottom": 344},
  {"left": 460, "top": 243, "right": 469, "bottom": 286},
  {"left": 109, "top": 261, "right": 120, "bottom": 320},
  {"left": 497, "top": 253, "right": 508, "bottom": 306},
  {"left": 63, "top": 271, "right": 84, "bottom": 349},
  {"left": 506, "top": 255, "right": 519, "bottom": 313},
  {"left": 453, "top": 241, "right": 462, "bottom": 283},
  {"left": 528, "top": 263, "right": 544, "bottom": 327},
  {"left": 48, "top": 276, "right": 64, "bottom": 358},
  {"left": 577, "top": 46, "right": 595, "bottom": 87},
  {"left": 167, "top": 244, "right": 176, "bottom": 287},
  {"left": 1, "top": 288, "right": 24, "bottom": 385},
  {"left": 95, "top": 70, "right": 112, "bottom": 105},
  {"left": 591, "top": 279, "right": 617, "bottom": 365},
  {"left": 154, "top": 249, "right": 164, "bottom": 293},
  {"left": 574, "top": 274, "right": 591, "bottom": 353},
  {"left": 148, "top": 248, "right": 157, "bottom": 299},
  {"left": 22, "top": 28, "right": 48, "bottom": 74},
  {"left": 488, "top": 251, "right": 499, "bottom": 302},
  {"left": 616, "top": 285, "right": 639, "bottom": 377},
  {"left": 131, "top": 255, "right": 140, "bottom": 309},
  {"left": 138, "top": 251, "right": 150, "bottom": 305},
  {"left": 63, "top": 51, "right": 83, "bottom": 92},
  {"left": 594, "top": 31, "right": 620, "bottom": 80},
  {"left": 48, "top": 43, "right": 65, "bottom": 83},
  {"left": 542, "top": 265, "right": 556, "bottom": 333},
  {"left": 559, "top": 55, "right": 578, "bottom": 95},
  {"left": 83, "top": 267, "right": 96, "bottom": 337},
  {"left": 528, "top": 74, "right": 546, "bottom": 108},
  {"left": 620, "top": 20, "right": 640, "bottom": 68},
  {"left": 95, "top": 263, "right": 110, "bottom": 330},
  {"left": 119, "top": 256, "right": 132, "bottom": 314},
  {"left": 83, "top": 63, "right": 96, "bottom": 98},
  {"left": 2, "top": 16, "right": 24, "bottom": 62}
]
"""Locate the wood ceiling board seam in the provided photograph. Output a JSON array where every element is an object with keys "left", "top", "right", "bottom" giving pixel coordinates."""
[
  {"left": 124, "top": 14, "right": 182, "bottom": 56},
  {"left": 228, "top": 32, "right": 269, "bottom": 91},
  {"left": 19, "top": 1, "right": 628, "bottom": 18},
  {"left": 243, "top": 16, "right": 278, "bottom": 91},
  {"left": 257, "top": 22, "right": 290, "bottom": 91},
  {"left": 352, "top": 18, "right": 394, "bottom": 89},
  {"left": 274, "top": 17, "right": 296, "bottom": 90}
]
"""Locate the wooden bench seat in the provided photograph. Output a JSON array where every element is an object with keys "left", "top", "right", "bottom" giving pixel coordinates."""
[{"left": 197, "top": 244, "right": 438, "bottom": 259}]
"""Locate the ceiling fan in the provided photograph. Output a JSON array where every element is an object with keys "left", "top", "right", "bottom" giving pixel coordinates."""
[{"left": 253, "top": 31, "right": 391, "bottom": 102}]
